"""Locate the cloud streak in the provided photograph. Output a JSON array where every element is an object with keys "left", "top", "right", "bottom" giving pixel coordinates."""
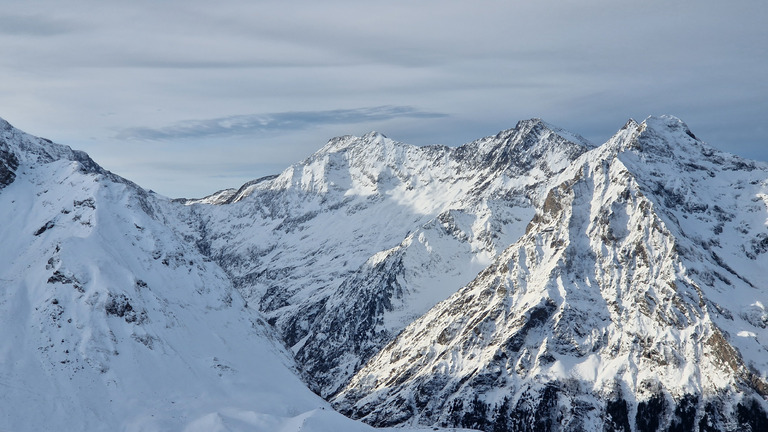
[
  {"left": 1, "top": 1, "right": 765, "bottom": 198},
  {"left": 116, "top": 106, "right": 448, "bottom": 140},
  {"left": 0, "top": 14, "right": 79, "bottom": 36}
]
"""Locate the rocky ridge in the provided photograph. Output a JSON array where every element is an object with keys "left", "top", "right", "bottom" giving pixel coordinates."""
[
  {"left": 332, "top": 116, "right": 768, "bottom": 431},
  {"left": 187, "top": 119, "right": 595, "bottom": 396}
]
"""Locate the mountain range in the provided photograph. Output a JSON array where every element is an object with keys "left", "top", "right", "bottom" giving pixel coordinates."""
[{"left": 1, "top": 114, "right": 766, "bottom": 431}]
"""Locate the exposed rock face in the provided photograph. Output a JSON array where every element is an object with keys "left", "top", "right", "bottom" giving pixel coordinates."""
[{"left": 332, "top": 116, "right": 768, "bottom": 431}]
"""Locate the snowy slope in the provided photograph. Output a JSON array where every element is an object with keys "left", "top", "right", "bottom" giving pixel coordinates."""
[
  {"left": 0, "top": 118, "right": 433, "bottom": 432},
  {"left": 5, "top": 113, "right": 767, "bottom": 432},
  {"left": 186, "top": 121, "right": 593, "bottom": 396},
  {"left": 333, "top": 117, "right": 768, "bottom": 431}
]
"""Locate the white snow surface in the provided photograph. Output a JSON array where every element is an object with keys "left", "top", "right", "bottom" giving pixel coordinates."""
[{"left": 0, "top": 118, "right": 437, "bottom": 432}]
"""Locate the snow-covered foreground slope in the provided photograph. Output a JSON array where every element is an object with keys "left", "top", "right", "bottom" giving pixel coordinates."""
[
  {"left": 0, "top": 118, "right": 434, "bottom": 432},
  {"left": 334, "top": 117, "right": 768, "bottom": 431},
  {"left": 188, "top": 122, "right": 593, "bottom": 397}
]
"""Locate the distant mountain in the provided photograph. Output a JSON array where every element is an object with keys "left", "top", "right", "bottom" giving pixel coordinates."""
[{"left": 2, "top": 114, "right": 766, "bottom": 431}]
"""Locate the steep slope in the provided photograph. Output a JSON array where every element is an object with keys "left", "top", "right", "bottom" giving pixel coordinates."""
[
  {"left": 0, "top": 118, "right": 412, "bottom": 432},
  {"left": 334, "top": 116, "right": 768, "bottom": 431},
  {"left": 188, "top": 120, "right": 594, "bottom": 396},
  {"left": 8, "top": 112, "right": 764, "bottom": 431}
]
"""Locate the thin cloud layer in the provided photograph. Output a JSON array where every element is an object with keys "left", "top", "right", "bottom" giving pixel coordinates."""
[
  {"left": 0, "top": 13, "right": 79, "bottom": 37},
  {"left": 117, "top": 106, "right": 447, "bottom": 140},
  {"left": 0, "top": 0, "right": 765, "bottom": 197}
]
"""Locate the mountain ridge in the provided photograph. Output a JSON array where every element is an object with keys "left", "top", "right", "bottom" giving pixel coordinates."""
[
  {"left": 1, "top": 114, "right": 766, "bottom": 431},
  {"left": 333, "top": 116, "right": 768, "bottom": 431},
  {"left": 187, "top": 118, "right": 597, "bottom": 398},
  {"left": 0, "top": 116, "right": 423, "bottom": 432}
]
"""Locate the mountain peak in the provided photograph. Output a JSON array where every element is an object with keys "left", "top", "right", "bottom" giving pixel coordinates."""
[
  {"left": 514, "top": 118, "right": 595, "bottom": 149},
  {"left": 317, "top": 131, "right": 396, "bottom": 155},
  {"left": 455, "top": 118, "right": 594, "bottom": 180},
  {"left": 333, "top": 115, "right": 768, "bottom": 431},
  {"left": 621, "top": 117, "right": 640, "bottom": 130},
  {"left": 601, "top": 114, "right": 704, "bottom": 160},
  {"left": 514, "top": 117, "right": 545, "bottom": 129},
  {"left": 362, "top": 130, "right": 387, "bottom": 140},
  {"left": 0, "top": 117, "right": 96, "bottom": 168},
  {"left": 640, "top": 114, "right": 698, "bottom": 140},
  {"left": 0, "top": 116, "right": 13, "bottom": 131},
  {"left": 616, "top": 114, "right": 714, "bottom": 163}
]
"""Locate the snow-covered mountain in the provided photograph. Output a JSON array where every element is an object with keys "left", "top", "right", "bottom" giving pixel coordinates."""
[
  {"left": 0, "top": 118, "right": 428, "bottom": 432},
  {"left": 3, "top": 113, "right": 767, "bottom": 432},
  {"left": 332, "top": 116, "right": 768, "bottom": 431},
  {"left": 184, "top": 120, "right": 594, "bottom": 397}
]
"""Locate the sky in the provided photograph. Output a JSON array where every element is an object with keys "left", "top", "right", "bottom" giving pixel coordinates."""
[{"left": 1, "top": 0, "right": 766, "bottom": 198}]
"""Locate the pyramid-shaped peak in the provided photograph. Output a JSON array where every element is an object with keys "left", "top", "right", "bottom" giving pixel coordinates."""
[
  {"left": 361, "top": 131, "right": 388, "bottom": 140},
  {"left": 509, "top": 118, "right": 595, "bottom": 149},
  {"left": 621, "top": 118, "right": 640, "bottom": 131},
  {"left": 514, "top": 117, "right": 545, "bottom": 128},
  {"left": 317, "top": 131, "right": 400, "bottom": 155},
  {"left": 622, "top": 114, "right": 703, "bottom": 159},
  {"left": 511, "top": 118, "right": 556, "bottom": 136}
]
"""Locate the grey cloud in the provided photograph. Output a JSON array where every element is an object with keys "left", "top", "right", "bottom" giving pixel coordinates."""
[
  {"left": 0, "top": 14, "right": 79, "bottom": 36},
  {"left": 117, "top": 106, "right": 448, "bottom": 140},
  {"left": 2, "top": 0, "right": 766, "bottom": 198}
]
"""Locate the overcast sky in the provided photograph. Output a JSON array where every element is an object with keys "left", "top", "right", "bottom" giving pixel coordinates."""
[{"left": 1, "top": 1, "right": 766, "bottom": 198}]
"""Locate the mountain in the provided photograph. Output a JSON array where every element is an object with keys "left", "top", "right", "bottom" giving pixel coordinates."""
[
  {"left": 332, "top": 116, "right": 768, "bottom": 431},
  {"left": 3, "top": 113, "right": 767, "bottom": 432},
  {"left": 0, "top": 118, "right": 424, "bottom": 432},
  {"left": 184, "top": 120, "right": 594, "bottom": 397}
]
